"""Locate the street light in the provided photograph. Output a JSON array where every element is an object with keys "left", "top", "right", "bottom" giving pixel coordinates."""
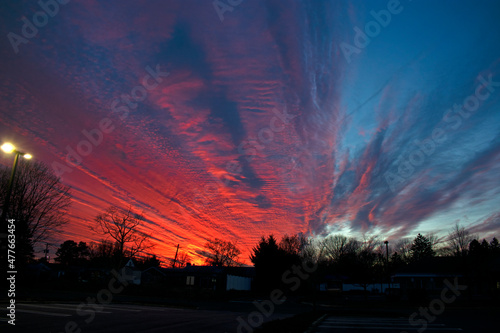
[
  {"left": 1, "top": 143, "right": 15, "bottom": 153},
  {"left": 1, "top": 142, "right": 33, "bottom": 223},
  {"left": 384, "top": 240, "right": 389, "bottom": 264},
  {"left": 384, "top": 240, "right": 390, "bottom": 293}
]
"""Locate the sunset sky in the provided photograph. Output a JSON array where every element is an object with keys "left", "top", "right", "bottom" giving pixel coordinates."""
[{"left": 1, "top": 0, "right": 500, "bottom": 265}]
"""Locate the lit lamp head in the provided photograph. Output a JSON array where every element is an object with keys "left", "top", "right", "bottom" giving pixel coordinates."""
[
  {"left": 1, "top": 142, "right": 15, "bottom": 153},
  {"left": 1, "top": 142, "right": 32, "bottom": 159}
]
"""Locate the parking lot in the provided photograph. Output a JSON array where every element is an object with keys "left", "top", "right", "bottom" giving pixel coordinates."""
[
  {"left": 0, "top": 302, "right": 292, "bottom": 333},
  {"left": 313, "top": 315, "right": 462, "bottom": 332}
]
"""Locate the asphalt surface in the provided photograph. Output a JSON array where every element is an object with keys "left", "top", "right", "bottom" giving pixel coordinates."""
[
  {"left": 310, "top": 306, "right": 499, "bottom": 333},
  {"left": 312, "top": 315, "right": 462, "bottom": 332},
  {"left": 0, "top": 302, "right": 294, "bottom": 333},
  {"left": 2, "top": 298, "right": 497, "bottom": 332}
]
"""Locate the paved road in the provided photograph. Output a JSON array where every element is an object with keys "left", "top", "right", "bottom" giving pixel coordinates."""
[
  {"left": 0, "top": 302, "right": 294, "bottom": 332},
  {"left": 312, "top": 315, "right": 463, "bottom": 332}
]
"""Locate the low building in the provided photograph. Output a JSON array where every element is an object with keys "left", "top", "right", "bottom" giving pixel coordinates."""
[
  {"left": 141, "top": 265, "right": 255, "bottom": 291},
  {"left": 392, "top": 257, "right": 464, "bottom": 300}
]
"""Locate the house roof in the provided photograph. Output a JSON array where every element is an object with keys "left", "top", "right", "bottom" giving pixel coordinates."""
[
  {"left": 145, "top": 265, "right": 256, "bottom": 277},
  {"left": 182, "top": 265, "right": 225, "bottom": 274},
  {"left": 142, "top": 266, "right": 167, "bottom": 276},
  {"left": 125, "top": 258, "right": 135, "bottom": 267}
]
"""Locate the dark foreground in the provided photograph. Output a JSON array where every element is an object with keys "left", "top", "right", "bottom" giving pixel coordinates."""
[
  {"left": 1, "top": 301, "right": 297, "bottom": 333},
  {"left": 258, "top": 296, "right": 499, "bottom": 333},
  {"left": 1, "top": 294, "right": 498, "bottom": 333}
]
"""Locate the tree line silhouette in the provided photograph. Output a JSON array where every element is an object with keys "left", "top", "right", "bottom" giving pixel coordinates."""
[{"left": 2, "top": 160, "right": 499, "bottom": 299}]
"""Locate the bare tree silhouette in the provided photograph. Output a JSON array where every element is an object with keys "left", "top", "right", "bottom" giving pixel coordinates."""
[
  {"left": 93, "top": 205, "right": 152, "bottom": 264},
  {"left": 0, "top": 160, "right": 71, "bottom": 262}
]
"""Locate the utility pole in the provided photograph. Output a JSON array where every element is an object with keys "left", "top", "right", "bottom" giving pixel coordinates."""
[
  {"left": 44, "top": 243, "right": 50, "bottom": 262},
  {"left": 172, "top": 244, "right": 179, "bottom": 268}
]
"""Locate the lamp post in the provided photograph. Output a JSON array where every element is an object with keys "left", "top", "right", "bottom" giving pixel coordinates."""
[
  {"left": 1, "top": 142, "right": 32, "bottom": 223},
  {"left": 384, "top": 240, "right": 390, "bottom": 293},
  {"left": 384, "top": 240, "right": 389, "bottom": 264}
]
